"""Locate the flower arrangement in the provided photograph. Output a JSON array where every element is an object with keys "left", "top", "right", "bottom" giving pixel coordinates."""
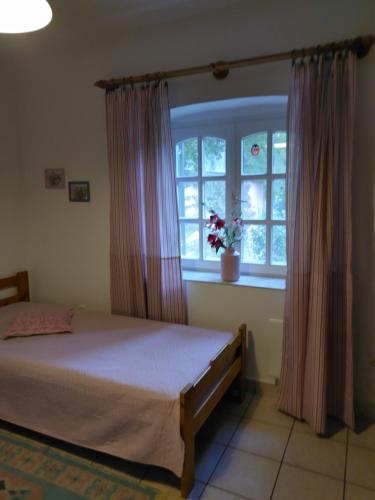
[{"left": 207, "top": 210, "right": 244, "bottom": 253}]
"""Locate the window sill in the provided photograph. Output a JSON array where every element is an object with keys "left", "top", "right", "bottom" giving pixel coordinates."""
[{"left": 182, "top": 270, "right": 286, "bottom": 291}]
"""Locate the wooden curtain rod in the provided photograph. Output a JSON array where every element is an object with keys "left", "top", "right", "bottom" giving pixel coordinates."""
[{"left": 94, "top": 35, "right": 374, "bottom": 90}]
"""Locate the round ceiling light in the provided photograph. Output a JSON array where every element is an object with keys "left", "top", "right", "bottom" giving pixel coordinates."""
[{"left": 0, "top": 0, "right": 52, "bottom": 34}]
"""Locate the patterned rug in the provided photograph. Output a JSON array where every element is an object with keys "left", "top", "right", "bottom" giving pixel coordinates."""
[{"left": 0, "top": 428, "right": 161, "bottom": 499}]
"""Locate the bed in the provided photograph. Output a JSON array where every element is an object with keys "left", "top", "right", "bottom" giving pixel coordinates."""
[{"left": 0, "top": 271, "right": 247, "bottom": 497}]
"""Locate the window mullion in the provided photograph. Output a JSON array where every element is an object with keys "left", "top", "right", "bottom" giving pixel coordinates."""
[
  {"left": 266, "top": 129, "right": 272, "bottom": 266},
  {"left": 198, "top": 136, "right": 203, "bottom": 261}
]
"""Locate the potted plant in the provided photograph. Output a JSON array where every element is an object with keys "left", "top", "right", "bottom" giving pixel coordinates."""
[{"left": 206, "top": 210, "right": 244, "bottom": 282}]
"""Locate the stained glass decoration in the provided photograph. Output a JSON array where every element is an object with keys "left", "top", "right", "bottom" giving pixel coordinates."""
[{"left": 250, "top": 144, "right": 260, "bottom": 156}]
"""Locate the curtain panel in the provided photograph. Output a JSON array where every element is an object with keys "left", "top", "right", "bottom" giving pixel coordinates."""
[
  {"left": 106, "top": 83, "right": 186, "bottom": 325},
  {"left": 278, "top": 52, "right": 357, "bottom": 433}
]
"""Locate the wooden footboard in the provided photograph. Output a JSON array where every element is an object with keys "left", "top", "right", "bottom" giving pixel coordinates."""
[{"left": 180, "top": 324, "right": 247, "bottom": 498}]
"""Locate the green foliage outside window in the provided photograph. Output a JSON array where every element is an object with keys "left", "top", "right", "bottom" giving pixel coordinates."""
[
  {"left": 271, "top": 225, "right": 286, "bottom": 265},
  {"left": 176, "top": 138, "right": 198, "bottom": 177}
]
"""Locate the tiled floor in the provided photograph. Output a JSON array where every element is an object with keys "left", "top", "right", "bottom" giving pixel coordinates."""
[{"left": 1, "top": 387, "right": 375, "bottom": 500}]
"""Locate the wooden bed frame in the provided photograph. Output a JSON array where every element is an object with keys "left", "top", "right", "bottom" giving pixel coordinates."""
[{"left": 0, "top": 271, "right": 247, "bottom": 498}]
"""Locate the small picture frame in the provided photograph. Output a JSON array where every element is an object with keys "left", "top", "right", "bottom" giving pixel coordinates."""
[
  {"left": 45, "top": 168, "right": 66, "bottom": 189},
  {"left": 69, "top": 181, "right": 90, "bottom": 202}
]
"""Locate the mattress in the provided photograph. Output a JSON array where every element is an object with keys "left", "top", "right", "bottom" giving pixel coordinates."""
[{"left": 0, "top": 302, "right": 234, "bottom": 475}]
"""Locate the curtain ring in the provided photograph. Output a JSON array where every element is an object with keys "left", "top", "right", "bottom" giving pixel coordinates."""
[
  {"left": 315, "top": 45, "right": 322, "bottom": 63},
  {"left": 291, "top": 50, "right": 297, "bottom": 66},
  {"left": 154, "top": 73, "right": 161, "bottom": 87}
]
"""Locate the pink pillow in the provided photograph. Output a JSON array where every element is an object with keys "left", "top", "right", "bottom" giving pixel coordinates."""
[{"left": 3, "top": 305, "right": 74, "bottom": 339}]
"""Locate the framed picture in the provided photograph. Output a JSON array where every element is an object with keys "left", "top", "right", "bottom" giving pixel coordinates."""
[
  {"left": 69, "top": 181, "right": 90, "bottom": 202},
  {"left": 45, "top": 168, "right": 66, "bottom": 189}
]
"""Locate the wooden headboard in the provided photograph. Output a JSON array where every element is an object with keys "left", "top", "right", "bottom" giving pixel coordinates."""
[{"left": 0, "top": 271, "right": 30, "bottom": 308}]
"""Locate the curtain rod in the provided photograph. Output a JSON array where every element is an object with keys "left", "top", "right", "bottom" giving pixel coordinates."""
[{"left": 94, "top": 35, "right": 374, "bottom": 90}]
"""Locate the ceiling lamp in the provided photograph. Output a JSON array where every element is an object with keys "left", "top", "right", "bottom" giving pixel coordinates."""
[{"left": 0, "top": 0, "right": 52, "bottom": 34}]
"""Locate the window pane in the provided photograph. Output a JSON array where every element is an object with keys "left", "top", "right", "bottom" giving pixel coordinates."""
[
  {"left": 242, "top": 224, "right": 266, "bottom": 264},
  {"left": 176, "top": 138, "right": 198, "bottom": 177},
  {"left": 241, "top": 132, "right": 267, "bottom": 175},
  {"left": 271, "top": 225, "right": 287, "bottom": 265},
  {"left": 203, "top": 180, "right": 225, "bottom": 218},
  {"left": 180, "top": 223, "right": 199, "bottom": 259},
  {"left": 202, "top": 137, "right": 226, "bottom": 176},
  {"left": 203, "top": 227, "right": 222, "bottom": 261},
  {"left": 271, "top": 178, "right": 286, "bottom": 220},
  {"left": 272, "top": 131, "right": 287, "bottom": 174},
  {"left": 241, "top": 180, "right": 267, "bottom": 220},
  {"left": 177, "top": 182, "right": 199, "bottom": 219}
]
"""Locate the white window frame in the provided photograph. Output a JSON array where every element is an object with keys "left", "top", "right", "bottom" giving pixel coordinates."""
[{"left": 173, "top": 115, "right": 287, "bottom": 278}]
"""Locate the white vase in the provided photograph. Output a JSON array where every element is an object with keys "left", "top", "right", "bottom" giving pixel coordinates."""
[{"left": 221, "top": 247, "right": 240, "bottom": 282}]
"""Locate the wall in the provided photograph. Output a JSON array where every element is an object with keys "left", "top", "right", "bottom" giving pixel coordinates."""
[
  {"left": 352, "top": 48, "right": 375, "bottom": 418},
  {"left": 0, "top": 57, "right": 23, "bottom": 278},
  {"left": 186, "top": 281, "right": 284, "bottom": 383},
  {"left": 2, "top": 0, "right": 374, "bottom": 411}
]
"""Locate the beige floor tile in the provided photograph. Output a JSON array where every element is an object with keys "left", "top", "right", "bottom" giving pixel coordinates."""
[
  {"left": 293, "top": 418, "right": 348, "bottom": 443},
  {"left": 169, "top": 480, "right": 205, "bottom": 499},
  {"left": 346, "top": 445, "right": 375, "bottom": 491},
  {"left": 209, "top": 447, "right": 279, "bottom": 499},
  {"left": 200, "top": 484, "right": 247, "bottom": 499},
  {"left": 198, "top": 411, "right": 241, "bottom": 446},
  {"left": 272, "top": 464, "right": 343, "bottom": 500},
  {"left": 141, "top": 468, "right": 205, "bottom": 499},
  {"left": 195, "top": 440, "right": 226, "bottom": 482},
  {"left": 217, "top": 391, "right": 254, "bottom": 418},
  {"left": 243, "top": 396, "right": 293, "bottom": 429},
  {"left": 284, "top": 430, "right": 346, "bottom": 479},
  {"left": 256, "top": 382, "right": 278, "bottom": 399},
  {"left": 349, "top": 421, "right": 375, "bottom": 451},
  {"left": 136, "top": 441, "right": 225, "bottom": 494},
  {"left": 345, "top": 483, "right": 375, "bottom": 500},
  {"left": 229, "top": 419, "right": 290, "bottom": 461}
]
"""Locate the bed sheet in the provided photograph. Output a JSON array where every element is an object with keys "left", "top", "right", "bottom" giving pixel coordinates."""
[{"left": 0, "top": 303, "right": 234, "bottom": 475}]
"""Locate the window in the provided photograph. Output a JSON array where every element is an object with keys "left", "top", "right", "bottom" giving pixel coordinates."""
[{"left": 173, "top": 99, "right": 287, "bottom": 276}]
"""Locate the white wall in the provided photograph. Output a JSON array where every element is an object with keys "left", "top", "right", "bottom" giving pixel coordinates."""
[
  {"left": 2, "top": 0, "right": 374, "bottom": 412},
  {"left": 186, "top": 281, "right": 284, "bottom": 383},
  {"left": 352, "top": 48, "right": 375, "bottom": 418},
  {"left": 0, "top": 58, "right": 23, "bottom": 278}
]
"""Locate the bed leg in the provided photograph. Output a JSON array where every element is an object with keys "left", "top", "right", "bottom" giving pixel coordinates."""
[
  {"left": 180, "top": 383, "right": 195, "bottom": 498},
  {"left": 238, "top": 324, "right": 247, "bottom": 403},
  {"left": 181, "top": 440, "right": 195, "bottom": 498}
]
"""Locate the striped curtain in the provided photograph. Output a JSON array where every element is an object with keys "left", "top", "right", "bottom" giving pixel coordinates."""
[
  {"left": 105, "top": 83, "right": 186, "bottom": 324},
  {"left": 278, "top": 52, "right": 357, "bottom": 433}
]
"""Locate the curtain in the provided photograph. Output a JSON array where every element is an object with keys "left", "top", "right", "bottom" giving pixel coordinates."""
[
  {"left": 105, "top": 83, "right": 186, "bottom": 324},
  {"left": 277, "top": 52, "right": 357, "bottom": 433}
]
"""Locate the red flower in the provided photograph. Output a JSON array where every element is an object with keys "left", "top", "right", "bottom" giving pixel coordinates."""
[
  {"left": 207, "top": 233, "right": 217, "bottom": 246},
  {"left": 214, "top": 239, "right": 222, "bottom": 250},
  {"left": 209, "top": 213, "right": 218, "bottom": 225},
  {"left": 216, "top": 218, "right": 225, "bottom": 229}
]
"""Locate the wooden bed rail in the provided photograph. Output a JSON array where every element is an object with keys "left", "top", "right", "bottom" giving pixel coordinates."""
[
  {"left": 180, "top": 324, "right": 247, "bottom": 497},
  {"left": 0, "top": 271, "right": 30, "bottom": 307}
]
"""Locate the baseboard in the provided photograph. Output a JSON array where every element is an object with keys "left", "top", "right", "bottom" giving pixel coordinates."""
[{"left": 246, "top": 377, "right": 278, "bottom": 397}]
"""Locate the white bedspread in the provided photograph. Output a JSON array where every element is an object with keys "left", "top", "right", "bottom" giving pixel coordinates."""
[{"left": 0, "top": 303, "right": 234, "bottom": 476}]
